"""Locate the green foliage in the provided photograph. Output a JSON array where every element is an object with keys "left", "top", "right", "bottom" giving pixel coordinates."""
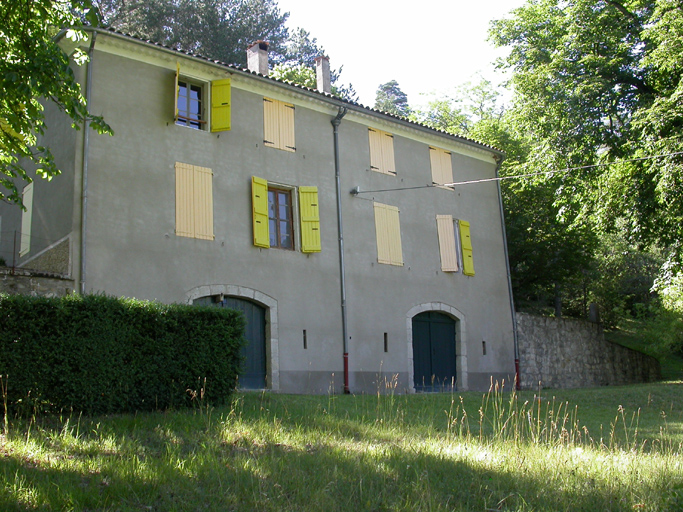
[
  {"left": 0, "top": 0, "right": 113, "bottom": 206},
  {"left": 0, "top": 294, "right": 245, "bottom": 415},
  {"left": 374, "top": 79, "right": 410, "bottom": 117}
]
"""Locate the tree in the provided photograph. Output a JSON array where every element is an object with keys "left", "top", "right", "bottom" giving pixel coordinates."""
[
  {"left": 374, "top": 80, "right": 410, "bottom": 117},
  {"left": 489, "top": 0, "right": 682, "bottom": 259},
  {"left": 1, "top": 0, "right": 112, "bottom": 206}
]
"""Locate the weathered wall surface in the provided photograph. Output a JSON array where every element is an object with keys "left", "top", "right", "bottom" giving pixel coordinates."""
[
  {"left": 517, "top": 313, "right": 661, "bottom": 389},
  {"left": 0, "top": 268, "right": 75, "bottom": 298}
]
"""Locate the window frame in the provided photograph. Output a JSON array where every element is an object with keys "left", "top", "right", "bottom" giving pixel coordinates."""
[
  {"left": 176, "top": 78, "right": 206, "bottom": 130},
  {"left": 268, "top": 186, "right": 295, "bottom": 250}
]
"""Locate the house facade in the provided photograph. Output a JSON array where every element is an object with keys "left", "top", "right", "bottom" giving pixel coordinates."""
[{"left": 0, "top": 29, "right": 517, "bottom": 394}]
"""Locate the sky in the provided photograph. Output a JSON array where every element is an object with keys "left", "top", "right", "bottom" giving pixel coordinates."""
[{"left": 276, "top": 0, "right": 527, "bottom": 108}]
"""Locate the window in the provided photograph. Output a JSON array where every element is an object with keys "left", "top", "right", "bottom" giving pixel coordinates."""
[
  {"left": 175, "top": 162, "right": 214, "bottom": 240},
  {"left": 429, "top": 146, "right": 453, "bottom": 186},
  {"left": 373, "top": 202, "right": 403, "bottom": 266},
  {"left": 368, "top": 128, "right": 396, "bottom": 175},
  {"left": 19, "top": 182, "right": 33, "bottom": 257},
  {"left": 268, "top": 187, "right": 293, "bottom": 249},
  {"left": 263, "top": 98, "right": 295, "bottom": 152},
  {"left": 251, "top": 176, "right": 320, "bottom": 252},
  {"left": 435, "top": 215, "right": 474, "bottom": 276},
  {"left": 174, "top": 64, "right": 231, "bottom": 132}
]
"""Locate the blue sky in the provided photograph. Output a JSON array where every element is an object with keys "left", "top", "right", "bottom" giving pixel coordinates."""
[{"left": 276, "top": 0, "right": 527, "bottom": 107}]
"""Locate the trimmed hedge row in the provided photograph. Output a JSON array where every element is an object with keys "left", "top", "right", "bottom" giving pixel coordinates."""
[{"left": 0, "top": 293, "right": 245, "bottom": 415}]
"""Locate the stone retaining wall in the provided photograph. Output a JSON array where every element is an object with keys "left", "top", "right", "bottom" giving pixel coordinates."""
[
  {"left": 0, "top": 268, "right": 75, "bottom": 298},
  {"left": 517, "top": 312, "right": 661, "bottom": 389}
]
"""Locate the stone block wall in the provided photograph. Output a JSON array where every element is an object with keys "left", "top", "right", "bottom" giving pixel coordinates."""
[
  {"left": 517, "top": 312, "right": 661, "bottom": 389},
  {"left": 0, "top": 268, "right": 75, "bottom": 298}
]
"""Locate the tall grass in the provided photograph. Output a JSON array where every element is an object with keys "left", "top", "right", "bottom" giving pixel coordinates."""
[{"left": 0, "top": 380, "right": 681, "bottom": 511}]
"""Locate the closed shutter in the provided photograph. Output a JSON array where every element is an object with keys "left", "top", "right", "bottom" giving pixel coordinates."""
[
  {"left": 19, "top": 182, "right": 33, "bottom": 256},
  {"left": 381, "top": 131, "right": 396, "bottom": 174},
  {"left": 440, "top": 149, "right": 453, "bottom": 185},
  {"left": 252, "top": 176, "right": 270, "bottom": 248},
  {"left": 193, "top": 165, "right": 214, "bottom": 240},
  {"left": 210, "top": 78, "right": 231, "bottom": 132},
  {"left": 374, "top": 202, "right": 403, "bottom": 266},
  {"left": 430, "top": 146, "right": 453, "bottom": 185},
  {"left": 175, "top": 162, "right": 195, "bottom": 237},
  {"left": 436, "top": 214, "right": 458, "bottom": 272},
  {"left": 263, "top": 98, "right": 279, "bottom": 148},
  {"left": 280, "top": 102, "right": 296, "bottom": 152},
  {"left": 368, "top": 128, "right": 383, "bottom": 172},
  {"left": 175, "top": 163, "right": 214, "bottom": 240},
  {"left": 299, "top": 186, "right": 321, "bottom": 253},
  {"left": 459, "top": 219, "right": 475, "bottom": 276}
]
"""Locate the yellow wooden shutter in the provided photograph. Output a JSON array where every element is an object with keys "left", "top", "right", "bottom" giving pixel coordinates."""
[
  {"left": 263, "top": 98, "right": 279, "bottom": 148},
  {"left": 430, "top": 147, "right": 453, "bottom": 185},
  {"left": 210, "top": 78, "right": 231, "bottom": 132},
  {"left": 19, "top": 182, "right": 33, "bottom": 256},
  {"left": 280, "top": 102, "right": 296, "bottom": 152},
  {"left": 459, "top": 219, "right": 475, "bottom": 276},
  {"left": 175, "top": 162, "right": 195, "bottom": 238},
  {"left": 440, "top": 149, "right": 453, "bottom": 185},
  {"left": 299, "top": 186, "right": 321, "bottom": 253},
  {"left": 252, "top": 176, "right": 270, "bottom": 248},
  {"left": 374, "top": 202, "right": 403, "bottom": 266},
  {"left": 193, "top": 165, "right": 214, "bottom": 240},
  {"left": 381, "top": 131, "right": 396, "bottom": 174},
  {"left": 174, "top": 63, "right": 180, "bottom": 121},
  {"left": 436, "top": 214, "right": 458, "bottom": 272},
  {"left": 368, "top": 128, "right": 383, "bottom": 172},
  {"left": 429, "top": 147, "right": 442, "bottom": 184}
]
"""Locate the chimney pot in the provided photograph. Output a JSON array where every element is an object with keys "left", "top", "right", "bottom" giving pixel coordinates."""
[
  {"left": 247, "top": 40, "right": 269, "bottom": 76},
  {"left": 315, "top": 56, "right": 331, "bottom": 94}
]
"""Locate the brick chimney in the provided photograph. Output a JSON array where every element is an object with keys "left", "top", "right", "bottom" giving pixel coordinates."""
[
  {"left": 247, "top": 41, "right": 269, "bottom": 76},
  {"left": 315, "top": 56, "right": 331, "bottom": 94}
]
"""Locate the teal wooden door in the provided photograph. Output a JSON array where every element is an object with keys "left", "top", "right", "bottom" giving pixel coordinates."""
[
  {"left": 412, "top": 312, "right": 456, "bottom": 391},
  {"left": 194, "top": 296, "right": 267, "bottom": 389}
]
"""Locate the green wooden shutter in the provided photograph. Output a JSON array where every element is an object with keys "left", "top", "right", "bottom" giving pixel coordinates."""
[
  {"left": 436, "top": 214, "right": 458, "bottom": 272},
  {"left": 252, "top": 176, "right": 270, "bottom": 248},
  {"left": 459, "top": 219, "right": 475, "bottom": 276},
  {"left": 211, "top": 78, "right": 231, "bottom": 132},
  {"left": 299, "top": 186, "right": 321, "bottom": 252}
]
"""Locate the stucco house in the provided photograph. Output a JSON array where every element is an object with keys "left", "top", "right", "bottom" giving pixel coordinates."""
[{"left": 0, "top": 28, "right": 518, "bottom": 393}]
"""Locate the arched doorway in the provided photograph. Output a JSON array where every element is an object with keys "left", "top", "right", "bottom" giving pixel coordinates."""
[
  {"left": 412, "top": 311, "right": 457, "bottom": 391},
  {"left": 194, "top": 295, "right": 267, "bottom": 389}
]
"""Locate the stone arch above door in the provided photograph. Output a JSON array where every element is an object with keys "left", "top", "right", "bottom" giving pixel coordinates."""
[
  {"left": 406, "top": 302, "right": 468, "bottom": 392},
  {"left": 186, "top": 284, "right": 279, "bottom": 391}
]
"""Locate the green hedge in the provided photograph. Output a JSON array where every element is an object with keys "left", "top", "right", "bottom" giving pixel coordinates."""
[{"left": 0, "top": 294, "right": 245, "bottom": 415}]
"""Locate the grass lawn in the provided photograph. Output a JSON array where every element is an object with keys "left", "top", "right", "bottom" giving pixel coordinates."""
[{"left": 1, "top": 380, "right": 682, "bottom": 511}]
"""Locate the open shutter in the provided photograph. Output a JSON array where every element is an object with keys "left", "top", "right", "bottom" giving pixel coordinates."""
[
  {"left": 280, "top": 102, "right": 296, "bottom": 152},
  {"left": 299, "top": 186, "right": 321, "bottom": 252},
  {"left": 263, "top": 98, "right": 279, "bottom": 148},
  {"left": 436, "top": 215, "right": 458, "bottom": 272},
  {"left": 252, "top": 176, "right": 270, "bottom": 248},
  {"left": 210, "top": 78, "right": 231, "bottom": 132},
  {"left": 175, "top": 162, "right": 195, "bottom": 237},
  {"left": 459, "top": 219, "right": 475, "bottom": 276},
  {"left": 174, "top": 63, "right": 180, "bottom": 122},
  {"left": 381, "top": 131, "right": 396, "bottom": 174},
  {"left": 193, "top": 165, "right": 214, "bottom": 240},
  {"left": 368, "top": 128, "right": 382, "bottom": 172},
  {"left": 19, "top": 182, "right": 33, "bottom": 256}
]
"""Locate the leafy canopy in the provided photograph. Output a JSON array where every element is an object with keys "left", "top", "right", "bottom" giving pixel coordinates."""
[
  {"left": 1, "top": 0, "right": 112, "bottom": 206},
  {"left": 374, "top": 80, "right": 410, "bottom": 117}
]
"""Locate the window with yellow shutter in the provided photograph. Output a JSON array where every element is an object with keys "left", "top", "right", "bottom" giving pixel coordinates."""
[
  {"left": 368, "top": 128, "right": 396, "bottom": 175},
  {"left": 373, "top": 202, "right": 403, "bottom": 266},
  {"left": 263, "top": 98, "right": 296, "bottom": 152},
  {"left": 436, "top": 215, "right": 475, "bottom": 275},
  {"left": 175, "top": 162, "right": 214, "bottom": 240},
  {"left": 174, "top": 64, "right": 231, "bottom": 132},
  {"left": 429, "top": 146, "right": 453, "bottom": 186}
]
